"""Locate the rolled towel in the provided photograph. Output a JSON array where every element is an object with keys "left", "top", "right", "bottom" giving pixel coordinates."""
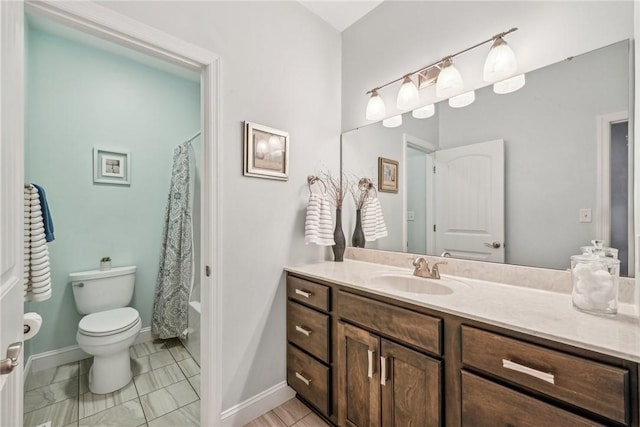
[{"left": 28, "top": 289, "right": 52, "bottom": 302}]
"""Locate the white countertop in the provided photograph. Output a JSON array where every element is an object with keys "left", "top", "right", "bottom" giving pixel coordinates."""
[{"left": 285, "top": 260, "right": 640, "bottom": 363}]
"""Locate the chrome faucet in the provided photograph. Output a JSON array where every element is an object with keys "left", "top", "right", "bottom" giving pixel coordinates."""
[{"left": 412, "top": 257, "right": 447, "bottom": 279}]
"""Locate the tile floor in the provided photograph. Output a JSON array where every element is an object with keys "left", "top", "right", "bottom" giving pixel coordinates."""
[
  {"left": 23, "top": 338, "right": 200, "bottom": 427},
  {"left": 244, "top": 398, "right": 330, "bottom": 427}
]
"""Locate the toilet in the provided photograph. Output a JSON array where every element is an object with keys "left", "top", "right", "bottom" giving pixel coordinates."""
[{"left": 70, "top": 266, "right": 141, "bottom": 394}]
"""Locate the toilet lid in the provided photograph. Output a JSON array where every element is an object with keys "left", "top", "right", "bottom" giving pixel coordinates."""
[{"left": 79, "top": 307, "right": 140, "bottom": 337}]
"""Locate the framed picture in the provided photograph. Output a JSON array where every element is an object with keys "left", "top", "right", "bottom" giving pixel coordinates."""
[
  {"left": 244, "top": 121, "right": 289, "bottom": 180},
  {"left": 378, "top": 157, "right": 399, "bottom": 193},
  {"left": 93, "top": 147, "right": 131, "bottom": 185}
]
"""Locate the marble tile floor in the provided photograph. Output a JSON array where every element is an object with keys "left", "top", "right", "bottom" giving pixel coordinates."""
[
  {"left": 24, "top": 338, "right": 201, "bottom": 427},
  {"left": 244, "top": 397, "right": 330, "bottom": 427}
]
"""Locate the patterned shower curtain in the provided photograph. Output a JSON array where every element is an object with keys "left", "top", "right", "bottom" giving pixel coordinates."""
[{"left": 152, "top": 142, "right": 193, "bottom": 339}]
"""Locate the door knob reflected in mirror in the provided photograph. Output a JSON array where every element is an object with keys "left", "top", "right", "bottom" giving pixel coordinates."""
[{"left": 484, "top": 242, "right": 502, "bottom": 249}]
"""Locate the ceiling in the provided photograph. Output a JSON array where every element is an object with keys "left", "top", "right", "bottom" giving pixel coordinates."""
[{"left": 298, "top": 1, "right": 384, "bottom": 32}]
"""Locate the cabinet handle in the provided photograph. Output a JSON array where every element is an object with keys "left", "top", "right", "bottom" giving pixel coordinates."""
[
  {"left": 295, "top": 325, "right": 311, "bottom": 336},
  {"left": 367, "top": 349, "right": 375, "bottom": 378},
  {"left": 502, "top": 359, "right": 555, "bottom": 384},
  {"left": 295, "top": 289, "right": 311, "bottom": 298},
  {"left": 295, "top": 371, "right": 311, "bottom": 386},
  {"left": 380, "top": 356, "right": 388, "bottom": 386}
]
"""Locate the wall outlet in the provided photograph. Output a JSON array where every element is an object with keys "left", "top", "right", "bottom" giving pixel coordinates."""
[
  {"left": 579, "top": 208, "right": 592, "bottom": 223},
  {"left": 407, "top": 211, "right": 415, "bottom": 221}
]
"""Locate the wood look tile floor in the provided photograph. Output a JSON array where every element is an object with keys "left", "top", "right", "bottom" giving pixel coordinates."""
[
  {"left": 244, "top": 398, "right": 330, "bottom": 427},
  {"left": 24, "top": 338, "right": 200, "bottom": 427}
]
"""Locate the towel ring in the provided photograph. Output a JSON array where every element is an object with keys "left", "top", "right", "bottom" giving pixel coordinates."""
[
  {"left": 307, "top": 175, "right": 327, "bottom": 194},
  {"left": 358, "top": 178, "right": 376, "bottom": 197}
]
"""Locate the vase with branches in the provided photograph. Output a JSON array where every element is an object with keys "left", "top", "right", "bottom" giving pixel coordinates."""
[
  {"left": 349, "top": 177, "right": 372, "bottom": 248},
  {"left": 321, "top": 171, "right": 349, "bottom": 261}
]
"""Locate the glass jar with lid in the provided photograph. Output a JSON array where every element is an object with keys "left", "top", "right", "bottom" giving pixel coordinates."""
[{"left": 571, "top": 240, "right": 620, "bottom": 315}]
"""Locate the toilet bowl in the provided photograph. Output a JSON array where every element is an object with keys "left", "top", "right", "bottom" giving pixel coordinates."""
[
  {"left": 77, "top": 307, "right": 142, "bottom": 394},
  {"left": 69, "top": 266, "right": 140, "bottom": 394}
]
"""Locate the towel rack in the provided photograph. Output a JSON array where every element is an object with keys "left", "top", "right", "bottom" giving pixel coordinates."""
[
  {"left": 358, "top": 177, "right": 377, "bottom": 197},
  {"left": 307, "top": 175, "right": 327, "bottom": 194}
]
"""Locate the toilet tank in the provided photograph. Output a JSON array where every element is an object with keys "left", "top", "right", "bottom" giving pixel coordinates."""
[{"left": 69, "top": 266, "right": 136, "bottom": 314}]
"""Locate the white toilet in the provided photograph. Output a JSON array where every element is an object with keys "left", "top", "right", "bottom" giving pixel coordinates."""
[{"left": 70, "top": 266, "right": 142, "bottom": 394}]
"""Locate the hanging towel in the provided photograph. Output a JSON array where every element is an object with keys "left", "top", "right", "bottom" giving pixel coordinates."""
[
  {"left": 23, "top": 185, "right": 52, "bottom": 301},
  {"left": 304, "top": 193, "right": 335, "bottom": 246},
  {"left": 363, "top": 197, "right": 388, "bottom": 242},
  {"left": 152, "top": 142, "right": 194, "bottom": 339},
  {"left": 32, "top": 184, "right": 54, "bottom": 242}
]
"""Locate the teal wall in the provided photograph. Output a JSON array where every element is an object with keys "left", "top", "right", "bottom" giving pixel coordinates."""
[{"left": 25, "top": 26, "right": 200, "bottom": 357}]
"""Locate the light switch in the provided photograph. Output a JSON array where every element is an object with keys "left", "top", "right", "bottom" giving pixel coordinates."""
[
  {"left": 407, "top": 211, "right": 415, "bottom": 221},
  {"left": 579, "top": 208, "right": 592, "bottom": 223}
]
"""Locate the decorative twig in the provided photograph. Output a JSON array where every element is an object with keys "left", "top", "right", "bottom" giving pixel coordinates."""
[{"left": 321, "top": 170, "right": 348, "bottom": 209}]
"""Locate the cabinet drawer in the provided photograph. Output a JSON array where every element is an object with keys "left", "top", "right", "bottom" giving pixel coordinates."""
[
  {"left": 287, "top": 276, "right": 330, "bottom": 311},
  {"left": 461, "top": 326, "right": 629, "bottom": 425},
  {"left": 461, "top": 371, "right": 603, "bottom": 426},
  {"left": 338, "top": 291, "right": 441, "bottom": 356},
  {"left": 287, "top": 344, "right": 330, "bottom": 416},
  {"left": 287, "top": 301, "right": 330, "bottom": 363}
]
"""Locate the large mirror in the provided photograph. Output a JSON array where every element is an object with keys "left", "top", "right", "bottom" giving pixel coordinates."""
[{"left": 342, "top": 40, "right": 634, "bottom": 277}]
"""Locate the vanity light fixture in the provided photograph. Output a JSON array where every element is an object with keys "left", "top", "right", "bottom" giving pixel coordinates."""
[
  {"left": 412, "top": 104, "right": 435, "bottom": 119},
  {"left": 364, "top": 27, "right": 521, "bottom": 120},
  {"left": 396, "top": 75, "right": 420, "bottom": 110},
  {"left": 365, "top": 90, "right": 386, "bottom": 121},
  {"left": 382, "top": 114, "right": 403, "bottom": 128},
  {"left": 449, "top": 90, "right": 476, "bottom": 108}
]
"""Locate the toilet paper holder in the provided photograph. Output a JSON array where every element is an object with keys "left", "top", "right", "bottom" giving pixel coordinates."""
[{"left": 24, "top": 324, "right": 31, "bottom": 334}]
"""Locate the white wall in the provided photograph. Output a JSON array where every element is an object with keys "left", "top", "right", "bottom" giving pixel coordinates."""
[
  {"left": 99, "top": 1, "right": 341, "bottom": 411},
  {"left": 343, "top": 1, "right": 634, "bottom": 131},
  {"left": 407, "top": 147, "right": 428, "bottom": 254}
]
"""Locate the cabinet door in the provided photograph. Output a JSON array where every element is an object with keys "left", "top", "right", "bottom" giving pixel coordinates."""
[
  {"left": 338, "top": 322, "right": 380, "bottom": 427},
  {"left": 381, "top": 339, "right": 441, "bottom": 427}
]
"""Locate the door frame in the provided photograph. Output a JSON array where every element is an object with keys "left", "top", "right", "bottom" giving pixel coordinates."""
[
  {"left": 20, "top": 1, "right": 222, "bottom": 424},
  {"left": 401, "top": 133, "right": 436, "bottom": 254},
  {"left": 596, "top": 111, "right": 633, "bottom": 276}
]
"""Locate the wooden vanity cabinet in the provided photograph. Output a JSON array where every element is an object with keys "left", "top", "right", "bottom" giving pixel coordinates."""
[
  {"left": 337, "top": 292, "right": 442, "bottom": 427},
  {"left": 285, "top": 272, "right": 639, "bottom": 427}
]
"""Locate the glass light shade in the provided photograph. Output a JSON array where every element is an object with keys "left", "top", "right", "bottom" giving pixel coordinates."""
[
  {"left": 412, "top": 104, "right": 435, "bottom": 119},
  {"left": 436, "top": 60, "right": 463, "bottom": 98},
  {"left": 382, "top": 115, "right": 403, "bottom": 128},
  {"left": 483, "top": 37, "right": 518, "bottom": 82},
  {"left": 396, "top": 76, "right": 420, "bottom": 110},
  {"left": 493, "top": 73, "right": 526, "bottom": 94},
  {"left": 366, "top": 90, "right": 386, "bottom": 121},
  {"left": 268, "top": 135, "right": 283, "bottom": 152},
  {"left": 448, "top": 90, "right": 475, "bottom": 108}
]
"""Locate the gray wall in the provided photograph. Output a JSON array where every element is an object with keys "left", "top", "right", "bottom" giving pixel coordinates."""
[
  {"left": 407, "top": 147, "right": 427, "bottom": 254},
  {"left": 100, "top": 1, "right": 342, "bottom": 411},
  {"left": 342, "top": 1, "right": 633, "bottom": 131}
]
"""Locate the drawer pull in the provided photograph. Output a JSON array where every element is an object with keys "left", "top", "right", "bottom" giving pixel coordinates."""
[
  {"left": 295, "top": 371, "right": 311, "bottom": 386},
  {"left": 380, "top": 356, "right": 388, "bottom": 386},
  {"left": 502, "top": 359, "right": 555, "bottom": 385},
  {"left": 295, "top": 325, "right": 311, "bottom": 336},
  {"left": 295, "top": 289, "right": 312, "bottom": 298},
  {"left": 367, "top": 349, "right": 375, "bottom": 378}
]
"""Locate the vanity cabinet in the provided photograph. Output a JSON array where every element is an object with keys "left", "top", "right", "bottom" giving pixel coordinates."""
[{"left": 285, "top": 272, "right": 639, "bottom": 427}]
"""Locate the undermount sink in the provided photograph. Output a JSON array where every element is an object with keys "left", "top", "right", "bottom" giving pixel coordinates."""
[{"left": 369, "top": 273, "right": 470, "bottom": 295}]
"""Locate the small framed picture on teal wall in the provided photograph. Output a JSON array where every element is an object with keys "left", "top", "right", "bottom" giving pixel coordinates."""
[{"left": 93, "top": 147, "right": 131, "bottom": 185}]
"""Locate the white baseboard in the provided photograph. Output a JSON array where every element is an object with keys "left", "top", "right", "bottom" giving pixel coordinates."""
[
  {"left": 220, "top": 381, "right": 296, "bottom": 427},
  {"left": 25, "top": 326, "right": 153, "bottom": 379}
]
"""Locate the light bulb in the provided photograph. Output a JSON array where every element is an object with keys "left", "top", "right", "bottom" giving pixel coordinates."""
[
  {"left": 396, "top": 76, "right": 420, "bottom": 110},
  {"left": 382, "top": 115, "right": 402, "bottom": 128},
  {"left": 365, "top": 90, "right": 386, "bottom": 121},
  {"left": 483, "top": 37, "right": 518, "bottom": 83},
  {"left": 493, "top": 73, "right": 526, "bottom": 94},
  {"left": 436, "top": 59, "right": 463, "bottom": 98},
  {"left": 448, "top": 90, "right": 475, "bottom": 108},
  {"left": 412, "top": 104, "right": 435, "bottom": 119}
]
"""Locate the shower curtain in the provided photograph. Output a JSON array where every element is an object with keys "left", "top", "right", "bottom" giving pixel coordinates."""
[{"left": 152, "top": 141, "right": 194, "bottom": 339}]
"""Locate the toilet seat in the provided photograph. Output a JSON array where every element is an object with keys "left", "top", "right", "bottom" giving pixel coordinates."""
[{"left": 79, "top": 307, "right": 140, "bottom": 337}]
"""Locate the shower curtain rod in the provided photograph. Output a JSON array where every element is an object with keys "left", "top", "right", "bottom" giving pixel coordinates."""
[{"left": 186, "top": 131, "right": 201, "bottom": 143}]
